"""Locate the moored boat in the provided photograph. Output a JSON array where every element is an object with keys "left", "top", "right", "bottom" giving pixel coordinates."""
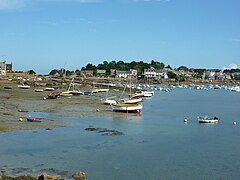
[
  {"left": 18, "top": 85, "right": 30, "bottom": 89},
  {"left": 198, "top": 116, "right": 219, "bottom": 123},
  {"left": 111, "top": 103, "right": 142, "bottom": 113},
  {"left": 34, "top": 89, "right": 44, "bottom": 92},
  {"left": 132, "top": 90, "right": 154, "bottom": 98},
  {"left": 27, "top": 117, "right": 43, "bottom": 122},
  {"left": 44, "top": 87, "right": 55, "bottom": 91},
  {"left": 119, "top": 97, "right": 142, "bottom": 104},
  {"left": 103, "top": 96, "right": 117, "bottom": 105},
  {"left": 83, "top": 91, "right": 92, "bottom": 95}
]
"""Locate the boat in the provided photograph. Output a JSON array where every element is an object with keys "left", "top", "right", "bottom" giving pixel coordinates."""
[
  {"left": 119, "top": 97, "right": 142, "bottom": 104},
  {"left": 44, "top": 87, "right": 55, "bottom": 91},
  {"left": 61, "top": 78, "right": 83, "bottom": 95},
  {"left": 103, "top": 96, "right": 117, "bottom": 105},
  {"left": 198, "top": 116, "right": 219, "bottom": 123},
  {"left": 27, "top": 117, "right": 43, "bottom": 122},
  {"left": 47, "top": 92, "right": 59, "bottom": 99},
  {"left": 59, "top": 93, "right": 73, "bottom": 97},
  {"left": 83, "top": 91, "right": 92, "bottom": 95},
  {"left": 132, "top": 90, "right": 154, "bottom": 98},
  {"left": 111, "top": 103, "right": 142, "bottom": 113},
  {"left": 18, "top": 85, "right": 30, "bottom": 89},
  {"left": 99, "top": 88, "right": 109, "bottom": 92},
  {"left": 92, "top": 89, "right": 100, "bottom": 93},
  {"left": 34, "top": 89, "right": 44, "bottom": 92},
  {"left": 4, "top": 86, "right": 12, "bottom": 89}
]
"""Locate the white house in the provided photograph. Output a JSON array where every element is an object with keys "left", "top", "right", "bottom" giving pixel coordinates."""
[
  {"left": 0, "top": 61, "right": 7, "bottom": 76},
  {"left": 143, "top": 68, "right": 168, "bottom": 79}
]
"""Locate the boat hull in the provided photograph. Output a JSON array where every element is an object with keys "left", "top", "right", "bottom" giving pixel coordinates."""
[
  {"left": 111, "top": 104, "right": 142, "bottom": 113},
  {"left": 198, "top": 116, "right": 219, "bottom": 123},
  {"left": 27, "top": 117, "right": 43, "bottom": 122},
  {"left": 198, "top": 119, "right": 219, "bottom": 123},
  {"left": 120, "top": 97, "right": 142, "bottom": 104}
]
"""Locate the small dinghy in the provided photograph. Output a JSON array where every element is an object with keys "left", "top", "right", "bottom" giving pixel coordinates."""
[{"left": 27, "top": 117, "right": 43, "bottom": 122}]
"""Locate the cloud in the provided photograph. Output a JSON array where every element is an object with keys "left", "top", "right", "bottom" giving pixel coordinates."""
[
  {"left": 0, "top": 0, "right": 101, "bottom": 10},
  {"left": 229, "top": 64, "right": 238, "bottom": 69},
  {"left": 0, "top": 0, "right": 26, "bottom": 10}
]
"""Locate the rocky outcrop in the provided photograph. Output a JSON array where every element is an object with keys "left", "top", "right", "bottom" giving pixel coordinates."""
[
  {"left": 0, "top": 172, "right": 85, "bottom": 180},
  {"left": 72, "top": 172, "right": 85, "bottom": 180}
]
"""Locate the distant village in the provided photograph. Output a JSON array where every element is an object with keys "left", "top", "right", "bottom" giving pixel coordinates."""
[{"left": 0, "top": 60, "right": 240, "bottom": 84}]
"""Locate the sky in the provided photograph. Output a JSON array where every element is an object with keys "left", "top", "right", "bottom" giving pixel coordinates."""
[{"left": 0, "top": 0, "right": 240, "bottom": 74}]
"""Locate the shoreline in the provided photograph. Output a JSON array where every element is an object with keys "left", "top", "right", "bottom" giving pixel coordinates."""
[
  {"left": 1, "top": 78, "right": 239, "bottom": 133},
  {"left": 0, "top": 81, "right": 129, "bottom": 133}
]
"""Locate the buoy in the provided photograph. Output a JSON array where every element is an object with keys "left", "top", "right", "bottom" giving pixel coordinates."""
[
  {"left": 96, "top": 109, "right": 99, "bottom": 112},
  {"left": 233, "top": 122, "right": 237, "bottom": 125},
  {"left": 43, "top": 97, "right": 47, "bottom": 100},
  {"left": 19, "top": 118, "right": 23, "bottom": 122},
  {"left": 184, "top": 119, "right": 188, "bottom": 123}
]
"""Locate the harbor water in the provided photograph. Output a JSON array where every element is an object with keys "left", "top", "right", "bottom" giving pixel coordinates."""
[{"left": 1, "top": 88, "right": 240, "bottom": 179}]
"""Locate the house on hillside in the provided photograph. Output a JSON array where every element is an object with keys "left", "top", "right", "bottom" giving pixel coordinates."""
[
  {"left": 81, "top": 70, "right": 93, "bottom": 77},
  {"left": 115, "top": 69, "right": 137, "bottom": 78},
  {"left": 116, "top": 70, "right": 131, "bottom": 78},
  {"left": 6, "top": 63, "right": 13, "bottom": 72},
  {"left": 0, "top": 61, "right": 7, "bottom": 76},
  {"left": 97, "top": 69, "right": 106, "bottom": 76},
  {"left": 143, "top": 67, "right": 168, "bottom": 79},
  {"left": 203, "top": 69, "right": 226, "bottom": 80}
]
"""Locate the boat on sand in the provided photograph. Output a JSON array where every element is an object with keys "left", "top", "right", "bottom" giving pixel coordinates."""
[{"left": 27, "top": 117, "right": 43, "bottom": 122}]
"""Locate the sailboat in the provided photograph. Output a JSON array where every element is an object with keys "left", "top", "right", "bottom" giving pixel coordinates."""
[
  {"left": 111, "top": 77, "right": 143, "bottom": 113},
  {"left": 111, "top": 103, "right": 142, "bottom": 113},
  {"left": 61, "top": 78, "right": 83, "bottom": 96},
  {"left": 118, "top": 77, "right": 142, "bottom": 104}
]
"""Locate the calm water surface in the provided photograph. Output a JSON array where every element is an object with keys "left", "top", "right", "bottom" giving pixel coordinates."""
[{"left": 1, "top": 88, "right": 240, "bottom": 180}]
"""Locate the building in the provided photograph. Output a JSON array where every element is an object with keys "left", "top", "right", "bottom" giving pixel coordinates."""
[
  {"left": 115, "top": 70, "right": 131, "bottom": 78},
  {"left": 6, "top": 63, "right": 13, "bottom": 72},
  {"left": 81, "top": 70, "right": 93, "bottom": 77},
  {"left": 97, "top": 69, "right": 106, "bottom": 75},
  {"left": 203, "top": 69, "right": 225, "bottom": 80},
  {"left": 130, "top": 69, "right": 138, "bottom": 77},
  {"left": 143, "top": 67, "right": 168, "bottom": 79},
  {"left": 0, "top": 61, "right": 7, "bottom": 76}
]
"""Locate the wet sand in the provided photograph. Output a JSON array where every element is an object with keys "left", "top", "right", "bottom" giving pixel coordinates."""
[{"left": 0, "top": 81, "right": 123, "bottom": 132}]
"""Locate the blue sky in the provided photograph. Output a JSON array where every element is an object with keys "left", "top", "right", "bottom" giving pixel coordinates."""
[{"left": 0, "top": 0, "right": 239, "bottom": 74}]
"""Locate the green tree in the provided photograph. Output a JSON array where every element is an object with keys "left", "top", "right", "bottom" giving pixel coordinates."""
[
  {"left": 167, "top": 71, "right": 177, "bottom": 79},
  {"left": 27, "top": 70, "right": 36, "bottom": 75},
  {"left": 151, "top": 60, "right": 165, "bottom": 69},
  {"left": 49, "top": 69, "right": 59, "bottom": 75},
  {"left": 177, "top": 66, "right": 188, "bottom": 71}
]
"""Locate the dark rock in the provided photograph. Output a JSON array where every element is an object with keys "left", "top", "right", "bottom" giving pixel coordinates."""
[
  {"left": 85, "top": 127, "right": 98, "bottom": 131},
  {"left": 0, "top": 175, "right": 36, "bottom": 180},
  {"left": 37, "top": 173, "right": 58, "bottom": 180},
  {"left": 72, "top": 172, "right": 86, "bottom": 180}
]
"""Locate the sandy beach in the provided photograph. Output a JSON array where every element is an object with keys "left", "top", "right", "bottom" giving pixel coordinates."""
[{"left": 0, "top": 80, "right": 123, "bottom": 132}]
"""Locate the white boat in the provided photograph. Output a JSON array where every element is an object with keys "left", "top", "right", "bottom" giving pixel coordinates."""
[
  {"left": 34, "top": 89, "right": 44, "bottom": 92},
  {"left": 61, "top": 78, "right": 82, "bottom": 95},
  {"left": 44, "top": 87, "right": 55, "bottom": 91},
  {"left": 132, "top": 90, "right": 154, "bottom": 98},
  {"left": 111, "top": 103, "right": 142, "bottom": 113},
  {"left": 119, "top": 97, "right": 142, "bottom": 104},
  {"left": 104, "top": 98, "right": 117, "bottom": 105},
  {"left": 99, "top": 88, "right": 109, "bottom": 92},
  {"left": 198, "top": 116, "right": 219, "bottom": 123},
  {"left": 18, "top": 85, "right": 30, "bottom": 89}
]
